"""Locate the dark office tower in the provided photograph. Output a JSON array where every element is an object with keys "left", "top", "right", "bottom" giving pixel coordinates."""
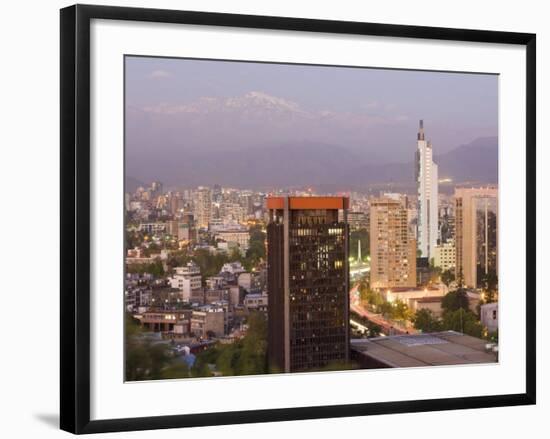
[{"left": 266, "top": 197, "right": 350, "bottom": 373}]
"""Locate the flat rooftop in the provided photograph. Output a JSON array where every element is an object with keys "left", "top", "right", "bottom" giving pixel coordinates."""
[
  {"left": 351, "top": 331, "right": 497, "bottom": 368},
  {"left": 266, "top": 196, "right": 349, "bottom": 210},
  {"left": 388, "top": 286, "right": 442, "bottom": 293}
]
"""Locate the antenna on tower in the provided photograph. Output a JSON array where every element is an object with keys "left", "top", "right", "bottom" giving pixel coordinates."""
[{"left": 418, "top": 119, "right": 425, "bottom": 141}]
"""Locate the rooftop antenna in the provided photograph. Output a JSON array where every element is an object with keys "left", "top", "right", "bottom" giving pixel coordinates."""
[{"left": 418, "top": 119, "right": 425, "bottom": 141}]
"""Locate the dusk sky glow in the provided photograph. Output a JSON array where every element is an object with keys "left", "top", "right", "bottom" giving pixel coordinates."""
[{"left": 125, "top": 56, "right": 498, "bottom": 187}]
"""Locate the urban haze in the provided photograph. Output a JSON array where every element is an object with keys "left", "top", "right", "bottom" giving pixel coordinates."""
[{"left": 124, "top": 56, "right": 499, "bottom": 381}]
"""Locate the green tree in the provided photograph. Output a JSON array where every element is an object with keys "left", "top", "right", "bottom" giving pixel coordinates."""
[
  {"left": 412, "top": 309, "right": 442, "bottom": 332},
  {"left": 243, "top": 225, "right": 266, "bottom": 270},
  {"left": 441, "top": 269, "right": 456, "bottom": 287},
  {"left": 366, "top": 290, "right": 384, "bottom": 311},
  {"left": 393, "top": 299, "right": 413, "bottom": 321},
  {"left": 192, "top": 248, "right": 229, "bottom": 281},
  {"left": 191, "top": 360, "right": 213, "bottom": 378},
  {"left": 126, "top": 258, "right": 164, "bottom": 277},
  {"left": 190, "top": 312, "right": 269, "bottom": 377},
  {"left": 148, "top": 258, "right": 164, "bottom": 277},
  {"left": 379, "top": 301, "right": 394, "bottom": 318},
  {"left": 228, "top": 247, "right": 244, "bottom": 263},
  {"left": 441, "top": 289, "right": 469, "bottom": 314},
  {"left": 125, "top": 230, "right": 146, "bottom": 250},
  {"left": 216, "top": 344, "right": 239, "bottom": 376},
  {"left": 442, "top": 309, "right": 483, "bottom": 338},
  {"left": 234, "top": 312, "right": 268, "bottom": 375},
  {"left": 125, "top": 313, "right": 172, "bottom": 381},
  {"left": 366, "top": 321, "right": 382, "bottom": 337},
  {"left": 357, "top": 276, "right": 370, "bottom": 302},
  {"left": 165, "top": 249, "right": 191, "bottom": 271},
  {"left": 142, "top": 242, "right": 161, "bottom": 257},
  {"left": 487, "top": 329, "right": 499, "bottom": 343},
  {"left": 481, "top": 269, "right": 498, "bottom": 303},
  {"left": 161, "top": 362, "right": 190, "bottom": 379},
  {"left": 245, "top": 240, "right": 266, "bottom": 269}
]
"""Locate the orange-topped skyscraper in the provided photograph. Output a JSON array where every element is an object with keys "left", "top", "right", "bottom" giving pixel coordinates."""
[{"left": 266, "top": 196, "right": 350, "bottom": 373}]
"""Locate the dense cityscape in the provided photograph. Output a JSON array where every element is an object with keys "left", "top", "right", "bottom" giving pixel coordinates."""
[{"left": 124, "top": 120, "right": 499, "bottom": 381}]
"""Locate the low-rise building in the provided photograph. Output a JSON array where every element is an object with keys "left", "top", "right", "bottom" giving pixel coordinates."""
[
  {"left": 220, "top": 261, "right": 246, "bottom": 275},
  {"left": 384, "top": 285, "right": 447, "bottom": 303},
  {"left": 228, "top": 285, "right": 243, "bottom": 307},
  {"left": 168, "top": 262, "right": 202, "bottom": 301},
  {"left": 244, "top": 292, "right": 268, "bottom": 312},
  {"left": 125, "top": 287, "right": 152, "bottom": 311},
  {"left": 190, "top": 308, "right": 225, "bottom": 337},
  {"left": 204, "top": 288, "right": 228, "bottom": 304},
  {"left": 138, "top": 222, "right": 166, "bottom": 234},
  {"left": 216, "top": 240, "right": 240, "bottom": 254},
  {"left": 205, "top": 276, "right": 225, "bottom": 290},
  {"left": 139, "top": 309, "right": 192, "bottom": 333},
  {"left": 237, "top": 272, "right": 252, "bottom": 291},
  {"left": 215, "top": 229, "right": 250, "bottom": 250},
  {"left": 384, "top": 286, "right": 479, "bottom": 317},
  {"left": 409, "top": 296, "right": 445, "bottom": 317},
  {"left": 351, "top": 331, "right": 497, "bottom": 368},
  {"left": 126, "top": 247, "right": 155, "bottom": 265},
  {"left": 480, "top": 302, "right": 498, "bottom": 334}
]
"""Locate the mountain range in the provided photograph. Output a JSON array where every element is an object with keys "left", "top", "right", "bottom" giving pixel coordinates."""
[
  {"left": 125, "top": 90, "right": 496, "bottom": 191},
  {"left": 125, "top": 136, "right": 497, "bottom": 192}
]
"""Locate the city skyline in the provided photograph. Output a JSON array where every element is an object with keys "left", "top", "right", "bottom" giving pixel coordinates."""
[{"left": 124, "top": 56, "right": 500, "bottom": 382}]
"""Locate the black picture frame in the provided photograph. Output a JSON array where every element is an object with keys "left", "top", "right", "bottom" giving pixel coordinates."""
[{"left": 60, "top": 4, "right": 536, "bottom": 434}]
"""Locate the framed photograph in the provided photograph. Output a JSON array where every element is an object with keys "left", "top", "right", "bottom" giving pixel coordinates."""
[{"left": 60, "top": 4, "right": 536, "bottom": 434}]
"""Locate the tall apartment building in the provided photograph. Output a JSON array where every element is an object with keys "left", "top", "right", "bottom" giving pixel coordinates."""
[
  {"left": 266, "top": 197, "right": 350, "bottom": 373},
  {"left": 454, "top": 187, "right": 498, "bottom": 288},
  {"left": 195, "top": 186, "right": 212, "bottom": 229},
  {"left": 415, "top": 120, "right": 439, "bottom": 259},
  {"left": 370, "top": 196, "right": 417, "bottom": 289}
]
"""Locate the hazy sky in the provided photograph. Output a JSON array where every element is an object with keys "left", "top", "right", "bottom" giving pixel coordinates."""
[{"left": 125, "top": 56, "right": 498, "bottom": 186}]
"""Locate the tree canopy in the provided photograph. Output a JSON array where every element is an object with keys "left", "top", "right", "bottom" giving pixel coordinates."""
[
  {"left": 441, "top": 288, "right": 469, "bottom": 314},
  {"left": 441, "top": 269, "right": 455, "bottom": 287},
  {"left": 412, "top": 308, "right": 442, "bottom": 333}
]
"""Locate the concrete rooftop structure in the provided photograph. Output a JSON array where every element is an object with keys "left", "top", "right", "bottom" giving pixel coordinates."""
[{"left": 351, "top": 331, "right": 497, "bottom": 368}]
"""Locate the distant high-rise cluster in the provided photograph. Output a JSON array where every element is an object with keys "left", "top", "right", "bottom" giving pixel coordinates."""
[{"left": 123, "top": 117, "right": 500, "bottom": 380}]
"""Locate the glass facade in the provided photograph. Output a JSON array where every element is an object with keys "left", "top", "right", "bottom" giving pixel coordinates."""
[
  {"left": 267, "top": 198, "right": 350, "bottom": 373},
  {"left": 288, "top": 217, "right": 348, "bottom": 371},
  {"left": 474, "top": 196, "right": 498, "bottom": 287}
]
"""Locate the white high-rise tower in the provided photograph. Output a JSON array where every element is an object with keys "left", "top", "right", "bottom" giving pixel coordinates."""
[{"left": 415, "top": 120, "right": 438, "bottom": 259}]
